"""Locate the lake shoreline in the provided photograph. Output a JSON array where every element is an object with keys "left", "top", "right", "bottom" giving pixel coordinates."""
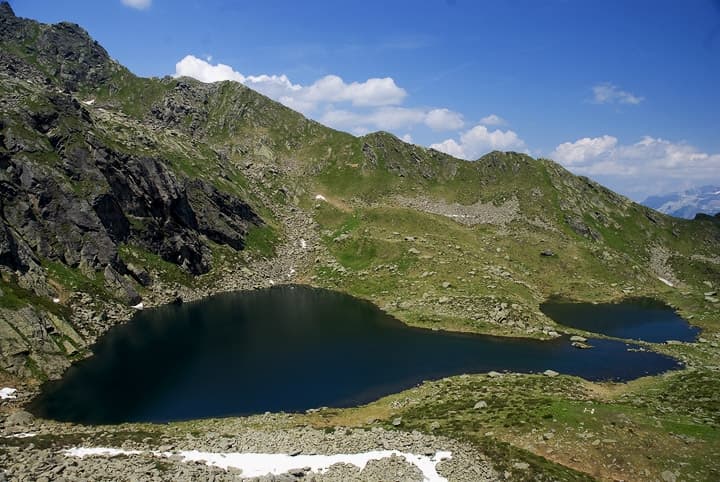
[{"left": 29, "top": 285, "right": 685, "bottom": 425}]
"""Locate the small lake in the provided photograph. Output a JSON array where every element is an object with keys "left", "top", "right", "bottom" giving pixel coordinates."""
[
  {"left": 31, "top": 286, "right": 682, "bottom": 424},
  {"left": 540, "top": 297, "right": 700, "bottom": 343}
]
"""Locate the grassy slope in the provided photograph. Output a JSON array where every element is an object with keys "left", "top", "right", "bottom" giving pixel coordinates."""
[
  {"left": 302, "top": 133, "right": 718, "bottom": 337},
  {"left": 153, "top": 85, "right": 719, "bottom": 480}
]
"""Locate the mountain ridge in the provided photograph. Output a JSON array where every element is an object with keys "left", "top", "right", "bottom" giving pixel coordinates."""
[
  {"left": 1, "top": 4, "right": 719, "bottom": 480},
  {"left": 1, "top": 1, "right": 718, "bottom": 381}
]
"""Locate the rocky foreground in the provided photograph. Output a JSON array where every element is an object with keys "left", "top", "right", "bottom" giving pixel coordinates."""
[{"left": 0, "top": 406, "right": 497, "bottom": 482}]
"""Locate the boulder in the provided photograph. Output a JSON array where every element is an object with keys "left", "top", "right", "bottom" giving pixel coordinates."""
[
  {"left": 103, "top": 265, "right": 141, "bottom": 305},
  {"left": 125, "top": 262, "right": 152, "bottom": 287},
  {"left": 5, "top": 410, "right": 34, "bottom": 427},
  {"left": 565, "top": 215, "right": 601, "bottom": 241},
  {"left": 661, "top": 470, "right": 677, "bottom": 482}
]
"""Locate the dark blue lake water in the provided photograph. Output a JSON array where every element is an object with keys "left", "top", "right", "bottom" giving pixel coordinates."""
[
  {"left": 31, "top": 286, "right": 682, "bottom": 424},
  {"left": 540, "top": 297, "right": 699, "bottom": 343}
]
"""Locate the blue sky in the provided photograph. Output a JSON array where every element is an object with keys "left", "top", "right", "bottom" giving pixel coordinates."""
[{"left": 10, "top": 0, "right": 720, "bottom": 200}]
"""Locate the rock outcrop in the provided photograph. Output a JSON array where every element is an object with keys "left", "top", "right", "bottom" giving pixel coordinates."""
[{"left": 0, "top": 2, "right": 262, "bottom": 377}]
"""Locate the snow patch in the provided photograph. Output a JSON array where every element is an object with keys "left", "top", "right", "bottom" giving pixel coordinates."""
[
  {"left": 82, "top": 99, "right": 95, "bottom": 105},
  {"left": 315, "top": 194, "right": 327, "bottom": 202},
  {"left": 8, "top": 432, "right": 37, "bottom": 438},
  {"left": 658, "top": 277, "right": 674, "bottom": 287},
  {"left": 52, "top": 297, "right": 60, "bottom": 303},
  {"left": 64, "top": 447, "right": 452, "bottom": 481},
  {"left": 131, "top": 302, "right": 144, "bottom": 310},
  {"left": 170, "top": 449, "right": 452, "bottom": 480},
  {"left": 0, "top": 387, "right": 17, "bottom": 399},
  {"left": 299, "top": 238, "right": 307, "bottom": 249}
]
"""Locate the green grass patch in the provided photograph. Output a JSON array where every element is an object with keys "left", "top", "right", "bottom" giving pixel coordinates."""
[
  {"left": 244, "top": 224, "right": 280, "bottom": 258},
  {"left": 44, "top": 260, "right": 107, "bottom": 297},
  {"left": 0, "top": 272, "right": 70, "bottom": 317},
  {"left": 118, "top": 244, "right": 193, "bottom": 287}
]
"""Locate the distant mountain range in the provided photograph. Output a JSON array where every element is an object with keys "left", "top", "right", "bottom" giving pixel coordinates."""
[{"left": 643, "top": 186, "right": 720, "bottom": 219}]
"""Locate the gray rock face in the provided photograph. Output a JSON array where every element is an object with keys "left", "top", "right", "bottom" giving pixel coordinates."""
[
  {"left": 2, "top": 123, "right": 261, "bottom": 279},
  {"left": 0, "top": 75, "right": 261, "bottom": 279},
  {"left": 0, "top": 5, "right": 263, "bottom": 378},
  {"left": 0, "top": 1, "right": 114, "bottom": 92},
  {"left": 0, "top": 222, "right": 24, "bottom": 270},
  {"left": 90, "top": 146, "right": 261, "bottom": 275},
  {"left": 2, "top": 150, "right": 118, "bottom": 272},
  {"left": 0, "top": 306, "right": 76, "bottom": 378},
  {"left": 0, "top": 1, "right": 13, "bottom": 17},
  {"left": 103, "top": 265, "right": 141, "bottom": 305},
  {"left": 564, "top": 214, "right": 601, "bottom": 241}
]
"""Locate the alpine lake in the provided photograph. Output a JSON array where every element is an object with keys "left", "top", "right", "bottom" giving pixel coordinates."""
[{"left": 31, "top": 286, "right": 697, "bottom": 424}]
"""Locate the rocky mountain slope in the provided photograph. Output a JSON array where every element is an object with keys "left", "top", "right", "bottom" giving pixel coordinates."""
[
  {"left": 1, "top": 0, "right": 719, "bottom": 381},
  {"left": 0, "top": 3, "right": 270, "bottom": 378},
  {"left": 643, "top": 185, "right": 720, "bottom": 219},
  {"left": 1, "top": 4, "right": 719, "bottom": 480}
]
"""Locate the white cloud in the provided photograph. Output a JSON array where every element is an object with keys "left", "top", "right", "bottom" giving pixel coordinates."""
[
  {"left": 351, "top": 126, "right": 370, "bottom": 136},
  {"left": 424, "top": 108, "right": 464, "bottom": 131},
  {"left": 121, "top": 0, "right": 151, "bottom": 10},
  {"left": 318, "top": 106, "right": 465, "bottom": 133},
  {"left": 480, "top": 114, "right": 506, "bottom": 126},
  {"left": 550, "top": 135, "right": 720, "bottom": 198},
  {"left": 317, "top": 109, "right": 362, "bottom": 128},
  {"left": 319, "top": 107, "right": 422, "bottom": 131},
  {"left": 401, "top": 133, "right": 414, "bottom": 143},
  {"left": 174, "top": 55, "right": 405, "bottom": 113},
  {"left": 303, "top": 75, "right": 406, "bottom": 107},
  {"left": 374, "top": 107, "right": 426, "bottom": 129},
  {"left": 430, "top": 139, "right": 465, "bottom": 158},
  {"left": 430, "top": 124, "right": 526, "bottom": 160},
  {"left": 592, "top": 82, "right": 643, "bottom": 105},
  {"left": 552, "top": 135, "right": 618, "bottom": 166},
  {"left": 175, "top": 55, "right": 246, "bottom": 83}
]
